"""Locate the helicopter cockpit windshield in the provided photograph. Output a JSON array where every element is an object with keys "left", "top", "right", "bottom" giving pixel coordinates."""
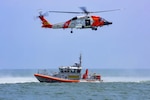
[{"left": 101, "top": 18, "right": 112, "bottom": 25}]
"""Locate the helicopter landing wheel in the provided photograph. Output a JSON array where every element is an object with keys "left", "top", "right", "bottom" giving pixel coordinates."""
[{"left": 70, "top": 29, "right": 73, "bottom": 33}]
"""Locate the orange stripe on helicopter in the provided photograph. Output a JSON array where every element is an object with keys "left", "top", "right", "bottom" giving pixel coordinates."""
[
  {"left": 91, "top": 16, "right": 104, "bottom": 27},
  {"left": 63, "top": 20, "right": 71, "bottom": 28},
  {"left": 39, "top": 16, "right": 52, "bottom": 28}
]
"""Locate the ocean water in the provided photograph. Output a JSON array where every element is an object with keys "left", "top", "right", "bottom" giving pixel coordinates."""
[{"left": 0, "top": 69, "right": 150, "bottom": 100}]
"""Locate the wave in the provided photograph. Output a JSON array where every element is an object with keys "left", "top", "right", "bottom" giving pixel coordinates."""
[
  {"left": 0, "top": 76, "right": 38, "bottom": 84},
  {"left": 0, "top": 76, "right": 150, "bottom": 84},
  {"left": 1, "top": 76, "right": 150, "bottom": 84},
  {"left": 102, "top": 76, "right": 150, "bottom": 83}
]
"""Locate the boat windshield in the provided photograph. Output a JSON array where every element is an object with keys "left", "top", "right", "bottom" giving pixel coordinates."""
[{"left": 59, "top": 67, "right": 81, "bottom": 73}]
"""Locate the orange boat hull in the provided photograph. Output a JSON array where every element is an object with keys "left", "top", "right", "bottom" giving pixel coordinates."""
[{"left": 34, "top": 74, "right": 80, "bottom": 83}]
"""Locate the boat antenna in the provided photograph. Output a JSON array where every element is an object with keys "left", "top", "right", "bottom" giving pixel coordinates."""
[{"left": 79, "top": 54, "right": 82, "bottom": 67}]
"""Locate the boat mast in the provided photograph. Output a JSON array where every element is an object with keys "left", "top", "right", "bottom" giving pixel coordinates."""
[{"left": 79, "top": 54, "right": 82, "bottom": 67}]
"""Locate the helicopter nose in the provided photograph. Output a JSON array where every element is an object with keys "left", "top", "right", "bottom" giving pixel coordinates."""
[{"left": 104, "top": 21, "right": 112, "bottom": 25}]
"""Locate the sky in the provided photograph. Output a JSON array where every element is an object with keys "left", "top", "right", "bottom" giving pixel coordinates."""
[{"left": 0, "top": 0, "right": 150, "bottom": 69}]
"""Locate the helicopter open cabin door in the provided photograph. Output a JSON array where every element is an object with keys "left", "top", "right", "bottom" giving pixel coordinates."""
[{"left": 85, "top": 19, "right": 91, "bottom": 27}]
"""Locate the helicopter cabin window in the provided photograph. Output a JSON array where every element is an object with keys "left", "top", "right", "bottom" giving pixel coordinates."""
[{"left": 85, "top": 19, "right": 91, "bottom": 26}]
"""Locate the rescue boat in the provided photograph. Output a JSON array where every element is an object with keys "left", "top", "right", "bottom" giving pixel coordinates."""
[{"left": 34, "top": 54, "right": 102, "bottom": 83}]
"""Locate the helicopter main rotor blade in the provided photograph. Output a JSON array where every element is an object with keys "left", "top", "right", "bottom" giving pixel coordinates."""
[
  {"left": 49, "top": 11, "right": 84, "bottom": 14},
  {"left": 49, "top": 8, "right": 120, "bottom": 14},
  {"left": 79, "top": 7, "right": 119, "bottom": 14},
  {"left": 79, "top": 7, "right": 89, "bottom": 14},
  {"left": 90, "top": 9, "right": 120, "bottom": 13}
]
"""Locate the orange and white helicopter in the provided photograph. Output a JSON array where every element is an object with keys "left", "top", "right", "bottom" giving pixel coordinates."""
[{"left": 38, "top": 7, "right": 119, "bottom": 33}]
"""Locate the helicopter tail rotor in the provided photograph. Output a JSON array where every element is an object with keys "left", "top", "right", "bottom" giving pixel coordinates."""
[
  {"left": 34, "top": 10, "right": 49, "bottom": 20},
  {"left": 35, "top": 9, "right": 52, "bottom": 28},
  {"left": 38, "top": 11, "right": 49, "bottom": 17}
]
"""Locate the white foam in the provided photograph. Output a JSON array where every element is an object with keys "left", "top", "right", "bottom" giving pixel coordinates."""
[
  {"left": 102, "top": 77, "right": 150, "bottom": 82},
  {"left": 80, "top": 80, "right": 102, "bottom": 83},
  {"left": 0, "top": 77, "right": 38, "bottom": 84},
  {"left": 1, "top": 76, "right": 150, "bottom": 84}
]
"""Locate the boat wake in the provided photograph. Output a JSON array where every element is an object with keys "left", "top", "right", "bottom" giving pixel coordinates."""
[
  {"left": 0, "top": 76, "right": 38, "bottom": 84},
  {"left": 102, "top": 76, "right": 150, "bottom": 83},
  {"left": 0, "top": 76, "right": 150, "bottom": 84}
]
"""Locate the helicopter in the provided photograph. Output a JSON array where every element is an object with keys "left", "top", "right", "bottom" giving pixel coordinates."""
[{"left": 38, "top": 7, "right": 119, "bottom": 33}]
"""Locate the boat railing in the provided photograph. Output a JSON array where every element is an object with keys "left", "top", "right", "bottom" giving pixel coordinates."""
[
  {"left": 37, "top": 69, "right": 55, "bottom": 76},
  {"left": 37, "top": 69, "right": 48, "bottom": 75},
  {"left": 38, "top": 69, "right": 58, "bottom": 76}
]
